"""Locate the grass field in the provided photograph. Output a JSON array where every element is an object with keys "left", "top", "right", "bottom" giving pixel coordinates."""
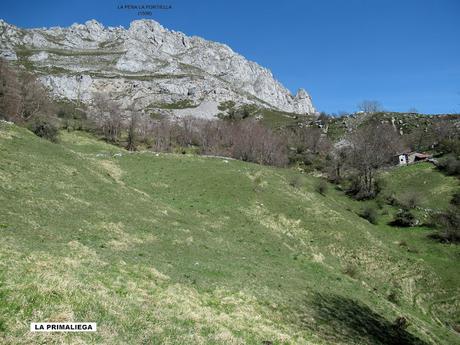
[
  {"left": 381, "top": 163, "right": 458, "bottom": 211},
  {"left": 0, "top": 122, "right": 459, "bottom": 344}
]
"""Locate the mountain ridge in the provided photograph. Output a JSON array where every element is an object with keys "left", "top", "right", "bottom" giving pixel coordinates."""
[{"left": 0, "top": 19, "right": 315, "bottom": 118}]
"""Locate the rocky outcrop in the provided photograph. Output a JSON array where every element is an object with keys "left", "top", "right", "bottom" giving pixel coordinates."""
[{"left": 0, "top": 19, "right": 316, "bottom": 117}]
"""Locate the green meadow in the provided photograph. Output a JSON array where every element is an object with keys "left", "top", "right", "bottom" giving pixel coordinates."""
[{"left": 0, "top": 122, "right": 458, "bottom": 344}]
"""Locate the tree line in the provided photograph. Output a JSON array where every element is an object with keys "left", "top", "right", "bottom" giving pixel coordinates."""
[
  {"left": 1, "top": 57, "right": 458, "bottom": 197},
  {"left": 1, "top": 57, "right": 459, "bottom": 241}
]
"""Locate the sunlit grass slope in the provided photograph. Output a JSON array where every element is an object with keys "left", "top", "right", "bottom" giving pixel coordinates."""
[
  {"left": 381, "top": 162, "right": 458, "bottom": 211},
  {"left": 0, "top": 122, "right": 459, "bottom": 344}
]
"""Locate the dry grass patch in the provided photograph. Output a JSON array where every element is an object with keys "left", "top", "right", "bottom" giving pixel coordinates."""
[
  {"left": 99, "top": 222, "right": 156, "bottom": 251},
  {"left": 152, "top": 284, "right": 305, "bottom": 344},
  {"left": 99, "top": 159, "right": 124, "bottom": 183},
  {"left": 243, "top": 204, "right": 308, "bottom": 240}
]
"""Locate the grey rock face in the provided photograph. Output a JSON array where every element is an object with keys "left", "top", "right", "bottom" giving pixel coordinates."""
[{"left": 0, "top": 19, "right": 315, "bottom": 116}]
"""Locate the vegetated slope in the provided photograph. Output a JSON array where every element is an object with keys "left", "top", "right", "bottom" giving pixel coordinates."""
[
  {"left": 326, "top": 112, "right": 460, "bottom": 141},
  {"left": 381, "top": 163, "right": 458, "bottom": 211},
  {"left": 0, "top": 122, "right": 458, "bottom": 345},
  {"left": 346, "top": 163, "right": 459, "bottom": 230}
]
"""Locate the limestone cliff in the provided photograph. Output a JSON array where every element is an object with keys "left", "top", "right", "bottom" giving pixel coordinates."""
[{"left": 0, "top": 19, "right": 315, "bottom": 118}]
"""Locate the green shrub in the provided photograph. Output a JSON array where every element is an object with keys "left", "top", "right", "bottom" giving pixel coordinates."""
[
  {"left": 217, "top": 100, "right": 236, "bottom": 111},
  {"left": 289, "top": 175, "right": 304, "bottom": 189},
  {"left": 360, "top": 206, "right": 378, "bottom": 224},
  {"left": 315, "top": 179, "right": 328, "bottom": 195},
  {"left": 390, "top": 209, "right": 417, "bottom": 227},
  {"left": 437, "top": 138, "right": 460, "bottom": 156},
  {"left": 384, "top": 193, "right": 398, "bottom": 206},
  {"left": 29, "top": 117, "right": 59, "bottom": 142},
  {"left": 399, "top": 191, "right": 423, "bottom": 209},
  {"left": 430, "top": 207, "right": 460, "bottom": 243},
  {"left": 218, "top": 103, "right": 257, "bottom": 121},
  {"left": 374, "top": 178, "right": 387, "bottom": 196},
  {"left": 57, "top": 109, "right": 68, "bottom": 118},
  {"left": 451, "top": 191, "right": 460, "bottom": 206},
  {"left": 375, "top": 197, "right": 385, "bottom": 209},
  {"left": 437, "top": 155, "right": 460, "bottom": 176},
  {"left": 345, "top": 175, "right": 376, "bottom": 200},
  {"left": 393, "top": 316, "right": 409, "bottom": 331}
]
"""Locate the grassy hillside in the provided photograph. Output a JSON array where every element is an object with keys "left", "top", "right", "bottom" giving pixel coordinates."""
[
  {"left": 0, "top": 122, "right": 459, "bottom": 344},
  {"left": 326, "top": 112, "right": 460, "bottom": 142},
  {"left": 216, "top": 101, "right": 315, "bottom": 130},
  {"left": 342, "top": 163, "right": 459, "bottom": 228},
  {"left": 381, "top": 163, "right": 458, "bottom": 211}
]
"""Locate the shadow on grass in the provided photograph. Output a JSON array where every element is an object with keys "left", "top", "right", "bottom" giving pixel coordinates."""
[{"left": 300, "top": 293, "right": 428, "bottom": 345}]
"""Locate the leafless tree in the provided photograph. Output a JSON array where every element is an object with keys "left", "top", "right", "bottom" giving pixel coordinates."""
[
  {"left": 327, "top": 147, "right": 350, "bottom": 183},
  {"left": 91, "top": 92, "right": 122, "bottom": 142},
  {"left": 194, "top": 118, "right": 229, "bottom": 155},
  {"left": 286, "top": 127, "right": 317, "bottom": 154},
  {"left": 347, "top": 122, "right": 404, "bottom": 198},
  {"left": 136, "top": 113, "right": 156, "bottom": 145},
  {"left": 0, "top": 58, "right": 52, "bottom": 123},
  {"left": 357, "top": 100, "right": 383, "bottom": 114},
  {"left": 176, "top": 116, "right": 197, "bottom": 147},
  {"left": 126, "top": 109, "right": 140, "bottom": 151},
  {"left": 127, "top": 113, "right": 300, "bottom": 166},
  {"left": 231, "top": 119, "right": 288, "bottom": 166},
  {"left": 19, "top": 72, "right": 53, "bottom": 121},
  {"left": 151, "top": 118, "right": 175, "bottom": 152},
  {"left": 0, "top": 58, "right": 20, "bottom": 121},
  {"left": 195, "top": 119, "right": 219, "bottom": 154}
]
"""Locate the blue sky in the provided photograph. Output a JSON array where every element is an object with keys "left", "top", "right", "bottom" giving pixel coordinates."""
[{"left": 1, "top": 0, "right": 459, "bottom": 114}]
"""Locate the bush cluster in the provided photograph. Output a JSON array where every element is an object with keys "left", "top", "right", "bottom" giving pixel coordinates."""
[
  {"left": 146, "top": 117, "right": 289, "bottom": 167},
  {"left": 429, "top": 193, "right": 460, "bottom": 243},
  {"left": 315, "top": 179, "right": 328, "bottom": 195},
  {"left": 360, "top": 206, "right": 378, "bottom": 224},
  {"left": 437, "top": 155, "right": 460, "bottom": 176},
  {"left": 391, "top": 209, "right": 417, "bottom": 227},
  {"left": 29, "top": 117, "right": 59, "bottom": 142}
]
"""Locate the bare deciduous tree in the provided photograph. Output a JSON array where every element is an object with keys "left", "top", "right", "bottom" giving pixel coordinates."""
[
  {"left": 0, "top": 58, "right": 20, "bottom": 120},
  {"left": 151, "top": 118, "right": 175, "bottom": 152},
  {"left": 146, "top": 116, "right": 288, "bottom": 166},
  {"left": 357, "top": 100, "right": 383, "bottom": 114},
  {"left": 231, "top": 119, "right": 288, "bottom": 166},
  {"left": 347, "top": 122, "right": 404, "bottom": 198},
  {"left": 92, "top": 92, "right": 122, "bottom": 142},
  {"left": 327, "top": 147, "right": 350, "bottom": 183},
  {"left": 177, "top": 116, "right": 197, "bottom": 147},
  {"left": 0, "top": 58, "right": 52, "bottom": 122},
  {"left": 126, "top": 109, "right": 140, "bottom": 151},
  {"left": 19, "top": 72, "right": 53, "bottom": 121}
]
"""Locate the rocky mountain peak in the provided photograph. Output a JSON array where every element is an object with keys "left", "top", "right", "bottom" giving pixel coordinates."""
[
  {"left": 295, "top": 88, "right": 309, "bottom": 99},
  {"left": 84, "top": 19, "right": 104, "bottom": 33},
  {"left": 129, "top": 19, "right": 165, "bottom": 33},
  {"left": 0, "top": 18, "right": 316, "bottom": 117}
]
